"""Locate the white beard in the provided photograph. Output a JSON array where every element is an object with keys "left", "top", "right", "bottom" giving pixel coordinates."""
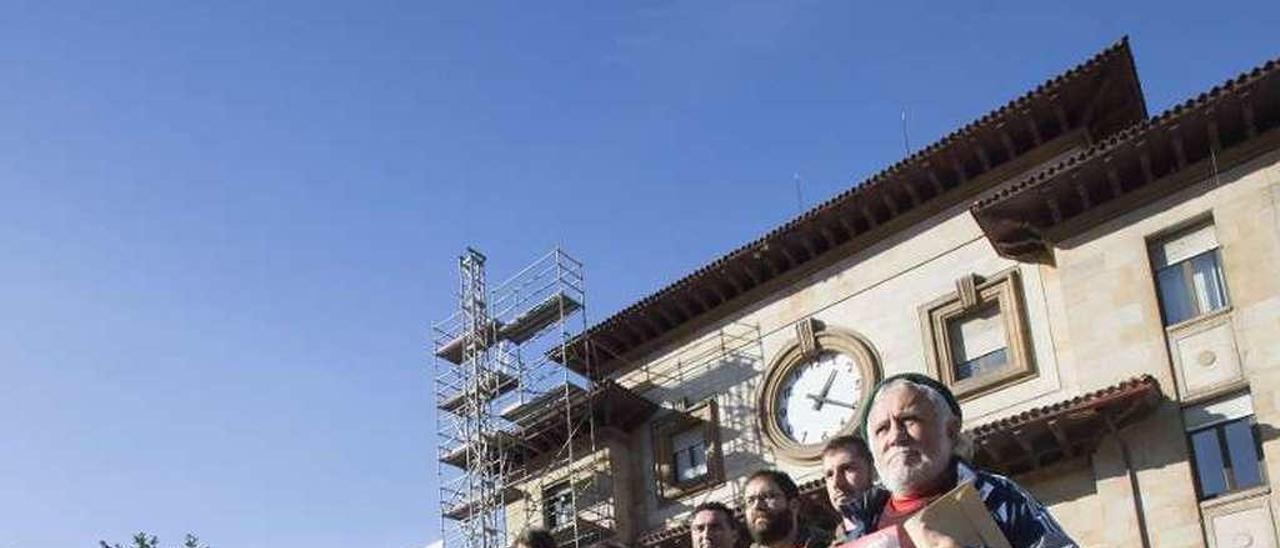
[{"left": 876, "top": 447, "right": 950, "bottom": 495}]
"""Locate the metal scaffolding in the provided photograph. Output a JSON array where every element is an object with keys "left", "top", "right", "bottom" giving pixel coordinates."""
[{"left": 434, "top": 248, "right": 608, "bottom": 548}]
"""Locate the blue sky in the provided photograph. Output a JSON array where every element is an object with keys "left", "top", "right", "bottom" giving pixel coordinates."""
[{"left": 0, "top": 1, "right": 1275, "bottom": 546}]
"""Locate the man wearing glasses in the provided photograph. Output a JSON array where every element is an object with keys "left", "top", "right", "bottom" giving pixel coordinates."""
[{"left": 743, "top": 470, "right": 832, "bottom": 548}]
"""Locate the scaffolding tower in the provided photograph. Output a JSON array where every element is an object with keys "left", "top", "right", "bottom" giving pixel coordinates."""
[{"left": 434, "top": 248, "right": 612, "bottom": 548}]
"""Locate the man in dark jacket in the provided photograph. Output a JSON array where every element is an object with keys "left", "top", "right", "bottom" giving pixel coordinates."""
[{"left": 840, "top": 374, "right": 1074, "bottom": 548}]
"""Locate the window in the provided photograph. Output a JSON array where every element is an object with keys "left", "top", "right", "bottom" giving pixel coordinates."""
[
  {"left": 1152, "top": 223, "right": 1230, "bottom": 326},
  {"left": 1185, "top": 393, "right": 1266, "bottom": 501},
  {"left": 651, "top": 399, "right": 723, "bottom": 503},
  {"left": 947, "top": 301, "right": 1009, "bottom": 380},
  {"left": 671, "top": 427, "right": 708, "bottom": 482},
  {"left": 543, "top": 480, "right": 574, "bottom": 529},
  {"left": 922, "top": 269, "right": 1035, "bottom": 400}
]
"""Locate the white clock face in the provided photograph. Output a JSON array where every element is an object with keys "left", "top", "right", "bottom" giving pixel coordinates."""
[{"left": 774, "top": 351, "right": 864, "bottom": 445}]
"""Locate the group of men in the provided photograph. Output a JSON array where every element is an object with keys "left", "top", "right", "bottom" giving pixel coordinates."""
[{"left": 519, "top": 373, "right": 1075, "bottom": 548}]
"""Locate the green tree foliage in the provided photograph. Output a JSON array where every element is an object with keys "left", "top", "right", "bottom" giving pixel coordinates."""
[{"left": 98, "top": 532, "right": 209, "bottom": 548}]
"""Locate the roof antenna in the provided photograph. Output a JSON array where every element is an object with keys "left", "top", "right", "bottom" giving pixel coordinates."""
[
  {"left": 793, "top": 173, "right": 805, "bottom": 213},
  {"left": 901, "top": 107, "right": 912, "bottom": 156}
]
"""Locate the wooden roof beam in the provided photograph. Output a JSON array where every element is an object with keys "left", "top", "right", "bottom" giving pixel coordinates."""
[
  {"left": 637, "top": 316, "right": 663, "bottom": 339},
  {"left": 758, "top": 253, "right": 779, "bottom": 278},
  {"left": 902, "top": 180, "right": 922, "bottom": 208},
  {"left": 1047, "top": 419, "right": 1075, "bottom": 458},
  {"left": 778, "top": 244, "right": 800, "bottom": 269},
  {"left": 1139, "top": 149, "right": 1155, "bottom": 185},
  {"left": 818, "top": 225, "right": 841, "bottom": 248},
  {"left": 674, "top": 294, "right": 700, "bottom": 318},
  {"left": 740, "top": 263, "right": 762, "bottom": 287},
  {"left": 1053, "top": 100, "right": 1072, "bottom": 135},
  {"left": 999, "top": 129, "right": 1018, "bottom": 160},
  {"left": 718, "top": 271, "right": 744, "bottom": 297},
  {"left": 1047, "top": 197, "right": 1063, "bottom": 225},
  {"left": 881, "top": 190, "right": 901, "bottom": 218},
  {"left": 1023, "top": 110, "right": 1044, "bottom": 146},
  {"left": 861, "top": 205, "right": 879, "bottom": 229},
  {"left": 654, "top": 305, "right": 681, "bottom": 327},
  {"left": 1073, "top": 173, "right": 1092, "bottom": 210},
  {"left": 951, "top": 157, "right": 970, "bottom": 185},
  {"left": 1170, "top": 128, "right": 1188, "bottom": 169},
  {"left": 799, "top": 236, "right": 819, "bottom": 259},
  {"left": 927, "top": 168, "right": 946, "bottom": 196},
  {"left": 1242, "top": 93, "right": 1258, "bottom": 138},
  {"left": 1012, "top": 428, "right": 1040, "bottom": 467},
  {"left": 972, "top": 139, "right": 993, "bottom": 172},
  {"left": 1207, "top": 114, "right": 1222, "bottom": 152},
  {"left": 1106, "top": 163, "right": 1123, "bottom": 199},
  {"left": 1078, "top": 71, "right": 1116, "bottom": 131}
]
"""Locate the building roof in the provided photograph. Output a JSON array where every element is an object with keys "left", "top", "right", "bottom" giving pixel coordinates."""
[
  {"left": 972, "top": 55, "right": 1280, "bottom": 262},
  {"left": 556, "top": 38, "right": 1147, "bottom": 379}
]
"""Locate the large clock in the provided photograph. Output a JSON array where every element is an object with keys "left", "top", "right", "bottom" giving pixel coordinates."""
[{"left": 758, "top": 321, "right": 880, "bottom": 462}]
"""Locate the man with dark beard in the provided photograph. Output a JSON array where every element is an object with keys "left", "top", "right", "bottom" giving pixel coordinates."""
[
  {"left": 742, "top": 470, "right": 832, "bottom": 548},
  {"left": 840, "top": 374, "right": 1073, "bottom": 547}
]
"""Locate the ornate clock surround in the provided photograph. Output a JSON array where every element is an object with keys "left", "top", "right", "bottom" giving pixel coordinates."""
[{"left": 757, "top": 318, "right": 882, "bottom": 463}]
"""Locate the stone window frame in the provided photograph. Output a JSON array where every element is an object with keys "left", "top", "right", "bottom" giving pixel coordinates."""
[
  {"left": 920, "top": 267, "right": 1036, "bottom": 401},
  {"left": 651, "top": 399, "right": 724, "bottom": 503}
]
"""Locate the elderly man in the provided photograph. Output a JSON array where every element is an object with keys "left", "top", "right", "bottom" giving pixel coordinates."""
[
  {"left": 689, "top": 501, "right": 741, "bottom": 548},
  {"left": 744, "top": 470, "right": 832, "bottom": 548},
  {"left": 842, "top": 374, "right": 1074, "bottom": 548},
  {"left": 822, "top": 435, "right": 876, "bottom": 544}
]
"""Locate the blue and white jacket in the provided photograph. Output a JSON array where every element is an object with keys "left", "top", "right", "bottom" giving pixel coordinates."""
[{"left": 838, "top": 459, "right": 1076, "bottom": 548}]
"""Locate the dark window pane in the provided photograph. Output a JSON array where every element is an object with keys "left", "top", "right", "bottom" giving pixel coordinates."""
[
  {"left": 1224, "top": 419, "right": 1263, "bottom": 491},
  {"left": 1190, "top": 428, "right": 1227, "bottom": 499},
  {"left": 1157, "top": 265, "right": 1197, "bottom": 325}
]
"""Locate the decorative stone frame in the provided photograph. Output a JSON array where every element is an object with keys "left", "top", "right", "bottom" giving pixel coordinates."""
[
  {"left": 651, "top": 399, "right": 724, "bottom": 503},
  {"left": 757, "top": 319, "right": 881, "bottom": 463},
  {"left": 1146, "top": 218, "right": 1243, "bottom": 402},
  {"left": 921, "top": 268, "right": 1035, "bottom": 401},
  {"left": 1200, "top": 488, "right": 1277, "bottom": 548}
]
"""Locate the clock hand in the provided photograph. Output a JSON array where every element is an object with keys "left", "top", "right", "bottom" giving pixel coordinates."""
[
  {"left": 811, "top": 370, "right": 839, "bottom": 411},
  {"left": 806, "top": 394, "right": 857, "bottom": 409}
]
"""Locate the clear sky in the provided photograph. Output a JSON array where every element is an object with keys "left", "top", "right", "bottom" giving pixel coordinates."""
[{"left": 0, "top": 1, "right": 1276, "bottom": 547}]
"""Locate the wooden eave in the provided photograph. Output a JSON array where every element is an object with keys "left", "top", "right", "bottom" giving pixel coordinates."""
[
  {"left": 969, "top": 375, "right": 1163, "bottom": 476},
  {"left": 555, "top": 38, "right": 1147, "bottom": 380},
  {"left": 972, "top": 56, "right": 1280, "bottom": 263}
]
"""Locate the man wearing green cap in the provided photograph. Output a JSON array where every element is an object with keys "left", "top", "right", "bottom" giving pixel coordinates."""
[{"left": 838, "top": 373, "right": 1074, "bottom": 548}]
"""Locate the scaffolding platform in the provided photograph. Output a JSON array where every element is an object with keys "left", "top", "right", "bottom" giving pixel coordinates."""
[
  {"left": 439, "top": 430, "right": 528, "bottom": 469},
  {"left": 443, "top": 486, "right": 525, "bottom": 520},
  {"left": 499, "top": 291, "right": 582, "bottom": 344},
  {"left": 439, "top": 370, "right": 519, "bottom": 415},
  {"left": 501, "top": 383, "right": 586, "bottom": 423},
  {"left": 434, "top": 319, "right": 504, "bottom": 365}
]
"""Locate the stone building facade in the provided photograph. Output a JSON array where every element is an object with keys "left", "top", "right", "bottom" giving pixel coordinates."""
[{"left": 502, "top": 39, "right": 1280, "bottom": 548}]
